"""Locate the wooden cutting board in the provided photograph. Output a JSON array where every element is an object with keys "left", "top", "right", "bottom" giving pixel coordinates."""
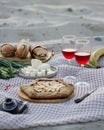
[
  {"left": 0, "top": 52, "right": 52, "bottom": 62},
  {"left": 18, "top": 88, "right": 74, "bottom": 103}
]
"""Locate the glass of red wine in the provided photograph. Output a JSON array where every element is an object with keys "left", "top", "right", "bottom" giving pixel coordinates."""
[
  {"left": 75, "top": 37, "right": 91, "bottom": 87},
  {"left": 62, "top": 35, "right": 77, "bottom": 84},
  {"left": 62, "top": 35, "right": 77, "bottom": 64}
]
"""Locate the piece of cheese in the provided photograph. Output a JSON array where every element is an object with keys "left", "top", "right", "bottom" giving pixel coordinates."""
[
  {"left": 38, "top": 63, "right": 50, "bottom": 71},
  {"left": 31, "top": 59, "right": 42, "bottom": 68}
]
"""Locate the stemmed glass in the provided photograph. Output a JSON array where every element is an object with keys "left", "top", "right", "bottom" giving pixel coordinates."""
[
  {"left": 61, "top": 35, "right": 77, "bottom": 64},
  {"left": 75, "top": 37, "right": 91, "bottom": 87},
  {"left": 61, "top": 35, "right": 77, "bottom": 84}
]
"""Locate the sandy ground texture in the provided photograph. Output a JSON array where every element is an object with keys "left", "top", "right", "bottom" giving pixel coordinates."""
[{"left": 0, "top": 0, "right": 104, "bottom": 43}]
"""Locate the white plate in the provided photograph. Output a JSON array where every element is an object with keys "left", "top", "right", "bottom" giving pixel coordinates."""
[{"left": 18, "top": 66, "right": 58, "bottom": 79}]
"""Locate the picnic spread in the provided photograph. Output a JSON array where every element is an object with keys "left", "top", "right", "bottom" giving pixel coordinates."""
[{"left": 0, "top": 39, "right": 104, "bottom": 129}]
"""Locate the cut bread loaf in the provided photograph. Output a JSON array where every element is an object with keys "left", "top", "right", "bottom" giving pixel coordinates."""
[
  {"left": 0, "top": 43, "right": 16, "bottom": 57},
  {"left": 16, "top": 41, "right": 30, "bottom": 59},
  {"left": 20, "top": 78, "right": 74, "bottom": 99},
  {"left": 31, "top": 45, "right": 48, "bottom": 60}
]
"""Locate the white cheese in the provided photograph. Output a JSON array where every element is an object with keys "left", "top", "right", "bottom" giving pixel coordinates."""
[
  {"left": 25, "top": 72, "right": 31, "bottom": 76},
  {"left": 47, "top": 70, "right": 55, "bottom": 75},
  {"left": 38, "top": 63, "right": 50, "bottom": 71},
  {"left": 20, "top": 60, "right": 55, "bottom": 77},
  {"left": 31, "top": 59, "right": 42, "bottom": 68},
  {"left": 30, "top": 71, "right": 36, "bottom": 77},
  {"left": 41, "top": 69, "right": 46, "bottom": 76},
  {"left": 37, "top": 71, "right": 42, "bottom": 77},
  {"left": 27, "top": 66, "right": 32, "bottom": 69}
]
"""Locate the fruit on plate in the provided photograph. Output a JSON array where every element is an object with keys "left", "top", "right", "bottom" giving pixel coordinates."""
[
  {"left": 0, "top": 43, "right": 16, "bottom": 57},
  {"left": 16, "top": 41, "right": 30, "bottom": 59},
  {"left": 31, "top": 45, "right": 48, "bottom": 60},
  {"left": 85, "top": 48, "right": 104, "bottom": 68}
]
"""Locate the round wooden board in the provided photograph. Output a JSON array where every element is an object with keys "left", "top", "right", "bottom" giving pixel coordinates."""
[
  {"left": 18, "top": 88, "right": 74, "bottom": 103},
  {"left": 0, "top": 51, "right": 52, "bottom": 63}
]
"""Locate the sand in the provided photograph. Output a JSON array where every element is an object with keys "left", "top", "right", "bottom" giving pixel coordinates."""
[{"left": 0, "top": 0, "right": 104, "bottom": 43}]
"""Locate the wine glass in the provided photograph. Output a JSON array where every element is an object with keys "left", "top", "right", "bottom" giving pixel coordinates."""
[
  {"left": 74, "top": 37, "right": 91, "bottom": 87},
  {"left": 61, "top": 35, "right": 77, "bottom": 84},
  {"left": 62, "top": 35, "right": 77, "bottom": 64}
]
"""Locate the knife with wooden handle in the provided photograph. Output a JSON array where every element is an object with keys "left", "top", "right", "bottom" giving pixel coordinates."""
[{"left": 74, "top": 88, "right": 97, "bottom": 103}]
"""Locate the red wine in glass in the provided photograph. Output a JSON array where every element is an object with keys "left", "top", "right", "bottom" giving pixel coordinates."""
[
  {"left": 61, "top": 35, "right": 77, "bottom": 84},
  {"left": 62, "top": 48, "right": 77, "bottom": 60},
  {"left": 62, "top": 35, "right": 77, "bottom": 63},
  {"left": 75, "top": 52, "right": 90, "bottom": 65},
  {"left": 74, "top": 37, "right": 91, "bottom": 87}
]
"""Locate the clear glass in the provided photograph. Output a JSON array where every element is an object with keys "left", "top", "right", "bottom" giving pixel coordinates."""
[
  {"left": 61, "top": 35, "right": 77, "bottom": 83},
  {"left": 61, "top": 35, "right": 77, "bottom": 64},
  {"left": 75, "top": 37, "right": 91, "bottom": 87}
]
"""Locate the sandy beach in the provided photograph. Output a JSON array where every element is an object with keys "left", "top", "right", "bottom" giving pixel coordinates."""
[{"left": 0, "top": 0, "right": 104, "bottom": 43}]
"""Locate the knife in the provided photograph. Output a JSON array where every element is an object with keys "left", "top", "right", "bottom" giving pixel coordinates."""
[{"left": 74, "top": 88, "right": 97, "bottom": 103}]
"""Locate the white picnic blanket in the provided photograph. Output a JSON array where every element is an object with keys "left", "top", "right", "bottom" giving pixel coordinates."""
[{"left": 0, "top": 50, "right": 104, "bottom": 130}]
